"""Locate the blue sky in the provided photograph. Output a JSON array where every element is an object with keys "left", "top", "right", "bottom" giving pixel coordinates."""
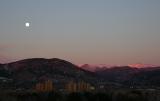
[{"left": 0, "top": 0, "right": 160, "bottom": 65}]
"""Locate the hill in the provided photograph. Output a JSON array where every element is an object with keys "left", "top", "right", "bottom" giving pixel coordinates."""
[{"left": 0, "top": 58, "right": 97, "bottom": 88}]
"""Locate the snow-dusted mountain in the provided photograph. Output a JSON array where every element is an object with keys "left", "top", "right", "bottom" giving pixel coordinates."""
[{"left": 79, "top": 63, "right": 159, "bottom": 72}]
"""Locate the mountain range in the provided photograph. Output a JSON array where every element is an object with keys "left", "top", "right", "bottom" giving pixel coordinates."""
[
  {"left": 79, "top": 63, "right": 159, "bottom": 72},
  {"left": 0, "top": 58, "right": 160, "bottom": 89},
  {"left": 94, "top": 66, "right": 160, "bottom": 87}
]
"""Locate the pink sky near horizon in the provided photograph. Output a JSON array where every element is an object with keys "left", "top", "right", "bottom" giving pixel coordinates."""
[{"left": 0, "top": 0, "right": 160, "bottom": 65}]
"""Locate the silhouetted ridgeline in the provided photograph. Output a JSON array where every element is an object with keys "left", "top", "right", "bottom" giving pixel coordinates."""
[{"left": 0, "top": 58, "right": 98, "bottom": 89}]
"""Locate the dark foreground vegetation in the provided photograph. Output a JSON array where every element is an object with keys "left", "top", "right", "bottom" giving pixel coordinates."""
[{"left": 0, "top": 89, "right": 160, "bottom": 101}]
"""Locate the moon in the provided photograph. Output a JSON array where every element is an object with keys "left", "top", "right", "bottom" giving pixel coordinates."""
[{"left": 25, "top": 22, "right": 30, "bottom": 27}]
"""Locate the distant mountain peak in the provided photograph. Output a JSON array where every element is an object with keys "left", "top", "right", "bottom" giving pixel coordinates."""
[{"left": 128, "top": 63, "right": 158, "bottom": 68}]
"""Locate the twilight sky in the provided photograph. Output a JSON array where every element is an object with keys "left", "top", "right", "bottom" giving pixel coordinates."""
[{"left": 0, "top": 0, "right": 160, "bottom": 65}]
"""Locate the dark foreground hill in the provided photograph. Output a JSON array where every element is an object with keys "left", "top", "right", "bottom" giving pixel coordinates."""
[{"left": 0, "top": 58, "right": 97, "bottom": 88}]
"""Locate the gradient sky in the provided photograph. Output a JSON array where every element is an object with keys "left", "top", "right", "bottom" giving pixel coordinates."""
[{"left": 0, "top": 0, "right": 160, "bottom": 65}]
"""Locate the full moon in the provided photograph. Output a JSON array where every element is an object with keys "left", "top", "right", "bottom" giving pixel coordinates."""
[{"left": 25, "top": 22, "right": 30, "bottom": 27}]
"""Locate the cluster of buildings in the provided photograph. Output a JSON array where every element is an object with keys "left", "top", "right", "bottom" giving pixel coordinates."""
[
  {"left": 35, "top": 80, "right": 95, "bottom": 93},
  {"left": 65, "top": 81, "right": 95, "bottom": 92},
  {"left": 35, "top": 80, "right": 53, "bottom": 92}
]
